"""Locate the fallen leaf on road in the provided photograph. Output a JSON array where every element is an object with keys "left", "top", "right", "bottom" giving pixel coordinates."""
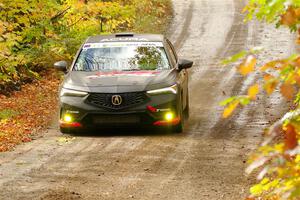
[{"left": 56, "top": 136, "right": 76, "bottom": 145}]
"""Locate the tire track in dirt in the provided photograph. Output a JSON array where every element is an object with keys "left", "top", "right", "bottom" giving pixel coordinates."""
[
  {"left": 173, "top": 1, "right": 194, "bottom": 50},
  {"left": 206, "top": 1, "right": 272, "bottom": 140}
]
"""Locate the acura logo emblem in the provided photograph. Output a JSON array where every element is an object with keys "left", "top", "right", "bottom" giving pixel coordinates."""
[{"left": 111, "top": 95, "right": 122, "bottom": 106}]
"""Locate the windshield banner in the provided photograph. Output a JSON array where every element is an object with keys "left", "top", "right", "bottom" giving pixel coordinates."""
[{"left": 83, "top": 42, "right": 164, "bottom": 49}]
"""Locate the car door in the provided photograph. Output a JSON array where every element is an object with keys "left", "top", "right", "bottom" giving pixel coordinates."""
[{"left": 165, "top": 39, "right": 188, "bottom": 109}]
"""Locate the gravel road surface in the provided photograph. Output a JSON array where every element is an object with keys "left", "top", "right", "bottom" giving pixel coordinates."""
[{"left": 0, "top": 0, "right": 295, "bottom": 199}]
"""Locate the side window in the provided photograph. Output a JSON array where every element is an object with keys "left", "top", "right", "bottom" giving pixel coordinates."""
[{"left": 165, "top": 40, "right": 177, "bottom": 67}]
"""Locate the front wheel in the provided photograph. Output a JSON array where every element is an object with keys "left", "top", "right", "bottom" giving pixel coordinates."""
[
  {"left": 60, "top": 127, "right": 72, "bottom": 134},
  {"left": 173, "top": 101, "right": 184, "bottom": 133},
  {"left": 173, "top": 121, "right": 183, "bottom": 133},
  {"left": 184, "top": 91, "right": 190, "bottom": 119}
]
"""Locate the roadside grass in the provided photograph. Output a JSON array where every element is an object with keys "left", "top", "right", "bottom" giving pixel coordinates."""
[{"left": 0, "top": 1, "right": 173, "bottom": 152}]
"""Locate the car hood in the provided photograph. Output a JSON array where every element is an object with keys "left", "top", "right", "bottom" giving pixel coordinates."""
[{"left": 62, "top": 70, "right": 177, "bottom": 93}]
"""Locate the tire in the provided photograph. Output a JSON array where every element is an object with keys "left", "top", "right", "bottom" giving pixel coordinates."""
[
  {"left": 60, "top": 127, "right": 71, "bottom": 134},
  {"left": 184, "top": 90, "right": 190, "bottom": 119},
  {"left": 173, "top": 121, "right": 183, "bottom": 133},
  {"left": 173, "top": 98, "right": 184, "bottom": 133}
]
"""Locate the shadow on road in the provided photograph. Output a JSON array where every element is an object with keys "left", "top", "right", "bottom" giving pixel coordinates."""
[{"left": 66, "top": 126, "right": 186, "bottom": 138}]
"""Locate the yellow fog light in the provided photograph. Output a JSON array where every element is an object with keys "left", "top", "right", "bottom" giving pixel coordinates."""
[
  {"left": 165, "top": 112, "right": 175, "bottom": 121},
  {"left": 63, "top": 114, "right": 72, "bottom": 123}
]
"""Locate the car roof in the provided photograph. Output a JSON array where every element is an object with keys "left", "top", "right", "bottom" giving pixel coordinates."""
[{"left": 85, "top": 33, "right": 165, "bottom": 44}]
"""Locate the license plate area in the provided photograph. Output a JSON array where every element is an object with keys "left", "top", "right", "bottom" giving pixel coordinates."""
[{"left": 93, "top": 115, "right": 140, "bottom": 124}]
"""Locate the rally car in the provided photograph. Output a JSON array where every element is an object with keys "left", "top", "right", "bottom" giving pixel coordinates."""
[{"left": 54, "top": 33, "right": 193, "bottom": 133}]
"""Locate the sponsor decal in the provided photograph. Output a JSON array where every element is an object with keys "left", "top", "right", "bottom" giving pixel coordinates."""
[
  {"left": 87, "top": 71, "right": 160, "bottom": 79},
  {"left": 82, "top": 42, "right": 163, "bottom": 49},
  {"left": 100, "top": 38, "right": 149, "bottom": 42}
]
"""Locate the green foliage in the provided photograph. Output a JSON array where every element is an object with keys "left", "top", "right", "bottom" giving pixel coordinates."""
[
  {"left": 0, "top": 109, "right": 19, "bottom": 120},
  {"left": 245, "top": 0, "right": 300, "bottom": 30},
  {"left": 0, "top": 0, "right": 171, "bottom": 86},
  {"left": 222, "top": 1, "right": 300, "bottom": 199}
]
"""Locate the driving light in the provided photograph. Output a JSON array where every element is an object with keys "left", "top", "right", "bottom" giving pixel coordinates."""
[
  {"left": 147, "top": 84, "right": 178, "bottom": 95},
  {"left": 165, "top": 112, "right": 175, "bottom": 121},
  {"left": 63, "top": 114, "right": 73, "bottom": 123},
  {"left": 60, "top": 88, "right": 88, "bottom": 97}
]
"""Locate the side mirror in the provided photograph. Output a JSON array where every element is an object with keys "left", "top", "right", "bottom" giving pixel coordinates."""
[
  {"left": 178, "top": 59, "right": 193, "bottom": 71},
  {"left": 54, "top": 61, "right": 68, "bottom": 73}
]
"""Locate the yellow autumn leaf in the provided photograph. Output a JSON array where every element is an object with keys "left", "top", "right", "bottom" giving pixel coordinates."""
[
  {"left": 248, "top": 84, "right": 259, "bottom": 100},
  {"left": 260, "top": 60, "right": 285, "bottom": 71},
  {"left": 260, "top": 61, "right": 277, "bottom": 71},
  {"left": 294, "top": 74, "right": 300, "bottom": 86},
  {"left": 280, "top": 83, "right": 295, "bottom": 100},
  {"left": 238, "top": 55, "right": 256, "bottom": 76},
  {"left": 223, "top": 100, "right": 239, "bottom": 118}
]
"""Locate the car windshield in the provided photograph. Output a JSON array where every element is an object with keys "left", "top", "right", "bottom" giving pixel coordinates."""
[{"left": 73, "top": 42, "right": 170, "bottom": 71}]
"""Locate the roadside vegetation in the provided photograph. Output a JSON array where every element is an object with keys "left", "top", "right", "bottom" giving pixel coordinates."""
[
  {"left": 221, "top": 1, "right": 300, "bottom": 199},
  {"left": 0, "top": 0, "right": 172, "bottom": 151}
]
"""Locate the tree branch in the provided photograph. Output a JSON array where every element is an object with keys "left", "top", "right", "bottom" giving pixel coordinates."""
[{"left": 51, "top": 6, "right": 71, "bottom": 22}]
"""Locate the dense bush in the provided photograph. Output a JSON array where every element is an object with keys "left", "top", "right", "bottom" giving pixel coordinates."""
[{"left": 0, "top": 0, "right": 171, "bottom": 88}]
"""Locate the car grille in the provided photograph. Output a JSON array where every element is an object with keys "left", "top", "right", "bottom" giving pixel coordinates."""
[
  {"left": 86, "top": 92, "right": 148, "bottom": 110},
  {"left": 92, "top": 115, "right": 141, "bottom": 124}
]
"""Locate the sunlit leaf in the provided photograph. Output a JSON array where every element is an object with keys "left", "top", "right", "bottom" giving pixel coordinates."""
[
  {"left": 283, "top": 124, "right": 297, "bottom": 150},
  {"left": 238, "top": 55, "right": 256, "bottom": 76},
  {"left": 248, "top": 84, "right": 259, "bottom": 100},
  {"left": 222, "top": 50, "right": 247, "bottom": 65},
  {"left": 264, "top": 79, "right": 279, "bottom": 95},
  {"left": 222, "top": 100, "right": 239, "bottom": 118},
  {"left": 281, "top": 7, "right": 297, "bottom": 26},
  {"left": 219, "top": 96, "right": 237, "bottom": 106},
  {"left": 239, "top": 96, "right": 251, "bottom": 106},
  {"left": 280, "top": 83, "right": 295, "bottom": 100}
]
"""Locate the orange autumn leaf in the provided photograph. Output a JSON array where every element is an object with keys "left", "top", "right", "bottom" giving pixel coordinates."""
[
  {"left": 263, "top": 73, "right": 274, "bottom": 81},
  {"left": 280, "top": 83, "right": 295, "bottom": 100},
  {"left": 295, "top": 8, "right": 300, "bottom": 17},
  {"left": 223, "top": 100, "right": 239, "bottom": 118},
  {"left": 238, "top": 55, "right": 256, "bottom": 76},
  {"left": 281, "top": 7, "right": 297, "bottom": 26},
  {"left": 264, "top": 79, "right": 278, "bottom": 95},
  {"left": 284, "top": 124, "right": 297, "bottom": 150},
  {"left": 248, "top": 84, "right": 259, "bottom": 100},
  {"left": 294, "top": 56, "right": 300, "bottom": 67}
]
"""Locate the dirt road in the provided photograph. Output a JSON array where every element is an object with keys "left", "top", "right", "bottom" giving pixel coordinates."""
[{"left": 0, "top": 0, "right": 295, "bottom": 199}]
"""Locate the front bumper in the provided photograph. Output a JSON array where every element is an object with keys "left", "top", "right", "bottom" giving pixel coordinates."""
[{"left": 59, "top": 92, "right": 181, "bottom": 129}]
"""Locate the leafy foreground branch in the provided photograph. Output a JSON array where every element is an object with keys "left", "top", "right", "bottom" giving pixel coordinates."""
[{"left": 221, "top": 1, "right": 300, "bottom": 199}]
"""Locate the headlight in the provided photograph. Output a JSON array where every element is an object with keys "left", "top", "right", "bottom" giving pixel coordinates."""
[
  {"left": 147, "top": 84, "right": 178, "bottom": 95},
  {"left": 60, "top": 88, "right": 88, "bottom": 97}
]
